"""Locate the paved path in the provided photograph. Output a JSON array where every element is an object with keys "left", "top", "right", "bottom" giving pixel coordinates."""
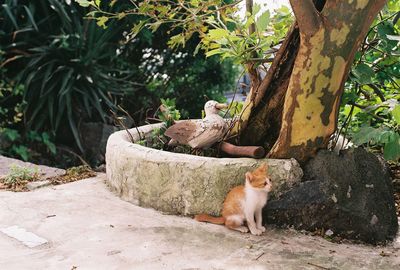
[{"left": 0, "top": 175, "right": 399, "bottom": 270}]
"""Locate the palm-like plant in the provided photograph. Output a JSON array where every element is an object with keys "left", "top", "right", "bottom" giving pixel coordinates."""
[{"left": 1, "top": 0, "right": 139, "bottom": 151}]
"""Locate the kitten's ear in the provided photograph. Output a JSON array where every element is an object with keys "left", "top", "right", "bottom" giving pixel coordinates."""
[
  {"left": 245, "top": 172, "right": 253, "bottom": 182},
  {"left": 258, "top": 163, "right": 268, "bottom": 172}
]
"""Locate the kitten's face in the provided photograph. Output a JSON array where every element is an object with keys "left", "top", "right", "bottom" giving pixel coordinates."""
[{"left": 246, "top": 163, "right": 272, "bottom": 192}]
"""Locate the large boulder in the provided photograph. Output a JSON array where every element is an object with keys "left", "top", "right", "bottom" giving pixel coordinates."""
[{"left": 264, "top": 148, "right": 398, "bottom": 244}]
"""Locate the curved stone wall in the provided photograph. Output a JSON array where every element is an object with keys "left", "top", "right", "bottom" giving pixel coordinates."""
[{"left": 105, "top": 123, "right": 303, "bottom": 216}]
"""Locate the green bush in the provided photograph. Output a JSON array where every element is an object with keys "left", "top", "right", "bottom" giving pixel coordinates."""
[
  {"left": 1, "top": 0, "right": 140, "bottom": 151},
  {"left": 1, "top": 0, "right": 237, "bottom": 164},
  {"left": 338, "top": 1, "right": 400, "bottom": 161}
]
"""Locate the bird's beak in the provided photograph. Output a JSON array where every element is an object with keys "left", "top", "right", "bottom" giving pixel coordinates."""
[{"left": 215, "top": 103, "right": 228, "bottom": 110}]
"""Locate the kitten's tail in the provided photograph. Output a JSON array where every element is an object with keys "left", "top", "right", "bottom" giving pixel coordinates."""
[{"left": 194, "top": 214, "right": 225, "bottom": 225}]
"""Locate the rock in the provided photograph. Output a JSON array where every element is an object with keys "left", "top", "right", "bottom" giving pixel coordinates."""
[
  {"left": 264, "top": 148, "right": 398, "bottom": 244},
  {"left": 26, "top": 180, "right": 52, "bottom": 191},
  {"left": 106, "top": 123, "right": 303, "bottom": 216},
  {"left": 325, "top": 229, "right": 334, "bottom": 237},
  {"left": 80, "top": 122, "right": 118, "bottom": 166},
  {"left": 0, "top": 155, "right": 65, "bottom": 179}
]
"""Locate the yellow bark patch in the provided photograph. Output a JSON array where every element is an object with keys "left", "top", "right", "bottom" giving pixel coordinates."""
[
  {"left": 287, "top": 28, "right": 334, "bottom": 146},
  {"left": 329, "top": 56, "right": 346, "bottom": 94},
  {"left": 326, "top": 56, "right": 346, "bottom": 136},
  {"left": 356, "top": 0, "right": 369, "bottom": 9},
  {"left": 330, "top": 24, "right": 350, "bottom": 46}
]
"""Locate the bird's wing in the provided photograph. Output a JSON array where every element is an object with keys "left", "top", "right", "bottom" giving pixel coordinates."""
[
  {"left": 164, "top": 120, "right": 200, "bottom": 144},
  {"left": 188, "top": 120, "right": 226, "bottom": 149}
]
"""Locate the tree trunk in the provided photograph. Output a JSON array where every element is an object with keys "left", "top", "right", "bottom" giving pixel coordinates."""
[
  {"left": 236, "top": 0, "right": 326, "bottom": 150},
  {"left": 237, "top": 0, "right": 387, "bottom": 163}
]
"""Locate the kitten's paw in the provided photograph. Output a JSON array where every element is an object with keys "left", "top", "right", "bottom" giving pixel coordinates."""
[
  {"left": 257, "top": 226, "right": 266, "bottom": 232},
  {"left": 237, "top": 226, "right": 249, "bottom": 233},
  {"left": 250, "top": 228, "right": 262, "bottom": 236}
]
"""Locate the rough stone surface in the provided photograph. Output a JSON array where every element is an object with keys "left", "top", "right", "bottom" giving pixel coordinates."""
[
  {"left": 0, "top": 155, "right": 65, "bottom": 179},
  {"left": 1, "top": 176, "right": 399, "bottom": 269},
  {"left": 26, "top": 180, "right": 52, "bottom": 191},
  {"left": 106, "top": 124, "right": 303, "bottom": 216},
  {"left": 265, "top": 148, "right": 398, "bottom": 244}
]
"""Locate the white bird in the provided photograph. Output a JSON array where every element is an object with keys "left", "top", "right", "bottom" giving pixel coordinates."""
[{"left": 164, "top": 100, "right": 228, "bottom": 149}]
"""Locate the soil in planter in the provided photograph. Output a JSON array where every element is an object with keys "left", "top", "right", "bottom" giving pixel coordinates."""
[{"left": 135, "top": 126, "right": 220, "bottom": 157}]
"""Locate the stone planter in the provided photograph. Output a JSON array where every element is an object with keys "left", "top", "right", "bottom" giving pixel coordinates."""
[{"left": 106, "top": 123, "right": 303, "bottom": 216}]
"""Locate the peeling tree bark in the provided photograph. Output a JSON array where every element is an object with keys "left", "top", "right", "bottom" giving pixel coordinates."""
[
  {"left": 236, "top": 0, "right": 386, "bottom": 163},
  {"left": 267, "top": 0, "right": 387, "bottom": 162},
  {"left": 237, "top": 0, "right": 326, "bottom": 151}
]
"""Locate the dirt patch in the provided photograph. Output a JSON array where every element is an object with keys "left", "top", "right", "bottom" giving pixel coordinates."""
[
  {"left": 48, "top": 166, "right": 96, "bottom": 185},
  {"left": 0, "top": 165, "right": 96, "bottom": 192},
  {"left": 135, "top": 128, "right": 220, "bottom": 157}
]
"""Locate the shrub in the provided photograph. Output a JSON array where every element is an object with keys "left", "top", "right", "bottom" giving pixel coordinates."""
[{"left": 1, "top": 0, "right": 140, "bottom": 152}]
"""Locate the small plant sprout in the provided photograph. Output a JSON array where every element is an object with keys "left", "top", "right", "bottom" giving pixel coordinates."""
[{"left": 1, "top": 164, "right": 40, "bottom": 190}]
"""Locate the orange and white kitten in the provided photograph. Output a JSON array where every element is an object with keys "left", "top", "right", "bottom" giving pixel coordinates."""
[{"left": 195, "top": 163, "right": 272, "bottom": 235}]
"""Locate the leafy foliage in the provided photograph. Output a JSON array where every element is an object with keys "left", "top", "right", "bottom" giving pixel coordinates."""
[
  {"left": 76, "top": 0, "right": 293, "bottom": 66},
  {"left": 158, "top": 98, "right": 181, "bottom": 128},
  {"left": 1, "top": 48, "right": 56, "bottom": 161},
  {"left": 136, "top": 98, "right": 181, "bottom": 149},
  {"left": 1, "top": 0, "right": 140, "bottom": 152},
  {"left": 1, "top": 1, "right": 236, "bottom": 167},
  {"left": 123, "top": 44, "right": 236, "bottom": 118},
  {"left": 339, "top": 1, "right": 400, "bottom": 161}
]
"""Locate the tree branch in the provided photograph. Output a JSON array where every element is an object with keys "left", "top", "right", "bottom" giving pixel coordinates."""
[
  {"left": 289, "top": 0, "right": 321, "bottom": 36},
  {"left": 246, "top": 0, "right": 255, "bottom": 35},
  {"left": 367, "top": 84, "right": 386, "bottom": 102}
]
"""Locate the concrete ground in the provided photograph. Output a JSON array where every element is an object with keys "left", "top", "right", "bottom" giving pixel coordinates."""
[{"left": 0, "top": 175, "right": 399, "bottom": 270}]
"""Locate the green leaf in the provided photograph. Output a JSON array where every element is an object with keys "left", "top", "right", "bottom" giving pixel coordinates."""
[
  {"left": 377, "top": 23, "right": 394, "bottom": 40},
  {"left": 110, "top": 0, "right": 117, "bottom": 7},
  {"left": 352, "top": 126, "right": 382, "bottom": 145},
  {"left": 256, "top": 10, "right": 270, "bottom": 32},
  {"left": 252, "top": 4, "right": 261, "bottom": 16},
  {"left": 352, "top": 63, "right": 375, "bottom": 84},
  {"left": 168, "top": 33, "right": 186, "bottom": 48},
  {"left": 205, "top": 48, "right": 223, "bottom": 57},
  {"left": 130, "top": 20, "right": 146, "bottom": 39},
  {"left": 149, "top": 21, "right": 162, "bottom": 32},
  {"left": 96, "top": 16, "right": 109, "bottom": 29},
  {"left": 190, "top": 0, "right": 200, "bottom": 7},
  {"left": 3, "top": 4, "right": 19, "bottom": 29},
  {"left": 66, "top": 94, "right": 84, "bottom": 152},
  {"left": 75, "top": 0, "right": 93, "bottom": 7},
  {"left": 244, "top": 16, "right": 255, "bottom": 30},
  {"left": 12, "top": 145, "right": 29, "bottom": 161},
  {"left": 392, "top": 105, "right": 400, "bottom": 125},
  {"left": 23, "top": 5, "right": 38, "bottom": 31},
  {"left": 42, "top": 133, "right": 57, "bottom": 154},
  {"left": 207, "top": 29, "right": 230, "bottom": 40},
  {"left": 383, "top": 132, "right": 400, "bottom": 161},
  {"left": 3, "top": 129, "right": 20, "bottom": 142}
]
